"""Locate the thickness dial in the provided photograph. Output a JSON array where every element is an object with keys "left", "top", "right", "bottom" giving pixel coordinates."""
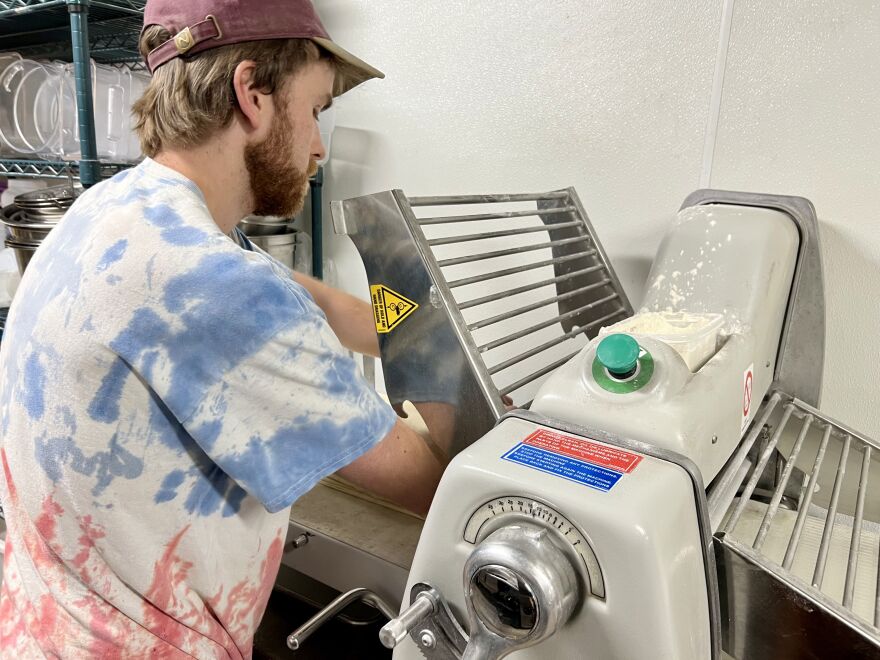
[{"left": 463, "top": 496, "right": 605, "bottom": 598}]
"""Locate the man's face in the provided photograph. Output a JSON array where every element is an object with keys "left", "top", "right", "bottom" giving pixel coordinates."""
[{"left": 245, "top": 60, "right": 335, "bottom": 218}]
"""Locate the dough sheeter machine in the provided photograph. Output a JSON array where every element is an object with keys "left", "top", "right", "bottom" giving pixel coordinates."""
[{"left": 278, "top": 187, "right": 880, "bottom": 658}]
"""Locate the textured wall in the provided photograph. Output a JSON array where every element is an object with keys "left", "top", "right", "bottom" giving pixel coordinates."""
[
  {"left": 318, "top": 0, "right": 721, "bottom": 295},
  {"left": 711, "top": 1, "right": 880, "bottom": 436},
  {"left": 317, "top": 1, "right": 880, "bottom": 438}
]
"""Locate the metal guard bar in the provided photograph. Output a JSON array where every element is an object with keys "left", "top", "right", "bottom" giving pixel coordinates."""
[{"left": 711, "top": 390, "right": 880, "bottom": 641}]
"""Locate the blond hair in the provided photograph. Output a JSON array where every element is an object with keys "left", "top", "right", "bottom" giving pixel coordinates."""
[{"left": 133, "top": 27, "right": 335, "bottom": 157}]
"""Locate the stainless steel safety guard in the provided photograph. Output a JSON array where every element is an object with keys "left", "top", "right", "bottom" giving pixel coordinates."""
[
  {"left": 710, "top": 392, "right": 880, "bottom": 657},
  {"left": 681, "top": 190, "right": 825, "bottom": 408},
  {"left": 332, "top": 188, "right": 632, "bottom": 453}
]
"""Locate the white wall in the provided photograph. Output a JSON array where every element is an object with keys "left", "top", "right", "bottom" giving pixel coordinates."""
[{"left": 317, "top": 1, "right": 880, "bottom": 439}]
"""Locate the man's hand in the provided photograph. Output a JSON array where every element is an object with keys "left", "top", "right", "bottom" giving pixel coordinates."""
[{"left": 293, "top": 273, "right": 380, "bottom": 357}]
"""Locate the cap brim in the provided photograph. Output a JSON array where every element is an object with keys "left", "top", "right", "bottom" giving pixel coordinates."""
[{"left": 312, "top": 37, "right": 385, "bottom": 96}]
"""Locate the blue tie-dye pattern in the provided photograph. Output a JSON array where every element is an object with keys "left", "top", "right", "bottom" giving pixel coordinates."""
[
  {"left": 21, "top": 351, "right": 47, "bottom": 420},
  {"left": 140, "top": 350, "right": 160, "bottom": 383},
  {"left": 35, "top": 431, "right": 143, "bottom": 496},
  {"left": 153, "top": 460, "right": 248, "bottom": 518},
  {"left": 118, "top": 185, "right": 149, "bottom": 207},
  {"left": 184, "top": 463, "right": 238, "bottom": 517},
  {"left": 145, "top": 386, "right": 201, "bottom": 454},
  {"left": 215, "top": 405, "right": 391, "bottom": 514},
  {"left": 221, "top": 486, "right": 249, "bottom": 517},
  {"left": 143, "top": 204, "right": 208, "bottom": 246},
  {"left": 148, "top": 387, "right": 249, "bottom": 515},
  {"left": 59, "top": 406, "right": 77, "bottom": 432},
  {"left": 321, "top": 354, "right": 368, "bottom": 398},
  {"left": 93, "top": 433, "right": 144, "bottom": 495},
  {"left": 191, "top": 419, "right": 223, "bottom": 452},
  {"left": 110, "top": 251, "right": 308, "bottom": 421},
  {"left": 155, "top": 470, "right": 186, "bottom": 503},
  {"left": 97, "top": 239, "right": 128, "bottom": 272},
  {"left": 87, "top": 357, "right": 130, "bottom": 423},
  {"left": 148, "top": 412, "right": 247, "bottom": 517},
  {"left": 1, "top": 158, "right": 396, "bottom": 529}
]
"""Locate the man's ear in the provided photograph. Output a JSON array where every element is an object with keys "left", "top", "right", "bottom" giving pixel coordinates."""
[{"left": 232, "top": 60, "right": 271, "bottom": 135}]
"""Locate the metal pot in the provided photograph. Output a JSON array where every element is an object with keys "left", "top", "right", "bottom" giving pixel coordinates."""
[
  {"left": 1, "top": 182, "right": 80, "bottom": 276},
  {"left": 1, "top": 207, "right": 54, "bottom": 242},
  {"left": 248, "top": 231, "right": 298, "bottom": 269},
  {"left": 4, "top": 237, "right": 39, "bottom": 274},
  {"left": 238, "top": 215, "right": 295, "bottom": 237},
  {"left": 14, "top": 183, "right": 80, "bottom": 209}
]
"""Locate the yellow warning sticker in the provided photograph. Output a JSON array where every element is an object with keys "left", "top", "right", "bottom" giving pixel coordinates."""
[{"left": 370, "top": 284, "right": 419, "bottom": 333}]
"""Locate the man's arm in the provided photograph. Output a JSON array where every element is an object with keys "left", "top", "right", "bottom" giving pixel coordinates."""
[
  {"left": 294, "top": 273, "right": 380, "bottom": 357},
  {"left": 337, "top": 414, "right": 447, "bottom": 516}
]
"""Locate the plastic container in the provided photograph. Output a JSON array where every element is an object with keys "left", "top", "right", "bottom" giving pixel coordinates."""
[
  {"left": 0, "top": 57, "right": 46, "bottom": 154},
  {"left": 60, "top": 61, "right": 125, "bottom": 160},
  {"left": 30, "top": 61, "right": 65, "bottom": 156},
  {"left": 0, "top": 52, "right": 23, "bottom": 155},
  {"left": 119, "top": 69, "right": 149, "bottom": 161},
  {"left": 600, "top": 311, "right": 724, "bottom": 372},
  {"left": 13, "top": 60, "right": 64, "bottom": 155}
]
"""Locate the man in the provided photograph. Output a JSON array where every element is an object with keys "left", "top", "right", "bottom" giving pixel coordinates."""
[{"left": 0, "top": 0, "right": 448, "bottom": 656}]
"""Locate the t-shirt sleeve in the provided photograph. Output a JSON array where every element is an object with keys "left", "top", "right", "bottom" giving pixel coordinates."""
[
  {"left": 184, "top": 311, "right": 396, "bottom": 513},
  {"left": 110, "top": 247, "right": 397, "bottom": 513}
]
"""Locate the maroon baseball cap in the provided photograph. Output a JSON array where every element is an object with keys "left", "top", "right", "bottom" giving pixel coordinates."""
[{"left": 142, "top": 0, "right": 384, "bottom": 95}]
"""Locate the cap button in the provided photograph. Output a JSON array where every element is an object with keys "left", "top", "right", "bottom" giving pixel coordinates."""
[{"left": 596, "top": 334, "right": 641, "bottom": 379}]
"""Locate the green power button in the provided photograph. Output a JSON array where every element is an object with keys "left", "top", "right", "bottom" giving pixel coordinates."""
[
  {"left": 593, "top": 333, "right": 654, "bottom": 394},
  {"left": 597, "top": 334, "right": 640, "bottom": 377}
]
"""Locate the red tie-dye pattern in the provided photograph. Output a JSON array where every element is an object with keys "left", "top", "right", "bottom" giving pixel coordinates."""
[
  {"left": 1, "top": 444, "right": 284, "bottom": 659},
  {"left": 142, "top": 525, "right": 232, "bottom": 656},
  {"left": 208, "top": 533, "right": 284, "bottom": 652},
  {"left": 141, "top": 525, "right": 285, "bottom": 659},
  {"left": 34, "top": 494, "right": 63, "bottom": 542},
  {"left": 0, "top": 450, "right": 244, "bottom": 658}
]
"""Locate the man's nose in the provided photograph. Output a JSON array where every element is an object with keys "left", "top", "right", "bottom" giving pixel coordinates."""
[{"left": 311, "top": 125, "right": 326, "bottom": 163}]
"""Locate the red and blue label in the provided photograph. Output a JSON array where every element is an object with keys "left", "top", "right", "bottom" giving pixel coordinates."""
[{"left": 502, "top": 428, "right": 642, "bottom": 492}]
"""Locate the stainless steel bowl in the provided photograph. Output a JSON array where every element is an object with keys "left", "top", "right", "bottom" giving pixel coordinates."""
[
  {"left": 14, "top": 183, "right": 80, "bottom": 209},
  {"left": 1, "top": 185, "right": 80, "bottom": 276},
  {"left": 248, "top": 230, "right": 298, "bottom": 269},
  {"left": 4, "top": 237, "right": 40, "bottom": 274},
  {"left": 1, "top": 206, "right": 54, "bottom": 242},
  {"left": 238, "top": 216, "right": 295, "bottom": 237}
]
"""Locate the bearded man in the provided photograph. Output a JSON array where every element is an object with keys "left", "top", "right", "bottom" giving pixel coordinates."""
[{"left": 0, "top": 1, "right": 447, "bottom": 656}]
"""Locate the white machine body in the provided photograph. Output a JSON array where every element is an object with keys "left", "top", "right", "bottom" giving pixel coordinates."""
[
  {"left": 533, "top": 204, "right": 799, "bottom": 482},
  {"left": 395, "top": 203, "right": 802, "bottom": 659},
  {"left": 396, "top": 415, "right": 710, "bottom": 659}
]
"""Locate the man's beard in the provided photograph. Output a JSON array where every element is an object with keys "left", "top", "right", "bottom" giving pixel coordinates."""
[{"left": 244, "top": 108, "right": 318, "bottom": 218}]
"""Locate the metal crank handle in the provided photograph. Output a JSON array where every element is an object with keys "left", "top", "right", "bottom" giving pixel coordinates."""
[
  {"left": 379, "top": 590, "right": 437, "bottom": 649},
  {"left": 286, "top": 587, "right": 397, "bottom": 650}
]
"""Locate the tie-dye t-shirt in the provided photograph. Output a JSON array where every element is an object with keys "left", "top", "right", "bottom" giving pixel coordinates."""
[{"left": 0, "top": 159, "right": 397, "bottom": 657}]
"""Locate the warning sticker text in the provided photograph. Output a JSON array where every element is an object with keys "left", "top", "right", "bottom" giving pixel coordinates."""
[
  {"left": 522, "top": 429, "right": 642, "bottom": 473},
  {"left": 370, "top": 284, "right": 418, "bottom": 333},
  {"left": 502, "top": 444, "right": 623, "bottom": 492}
]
